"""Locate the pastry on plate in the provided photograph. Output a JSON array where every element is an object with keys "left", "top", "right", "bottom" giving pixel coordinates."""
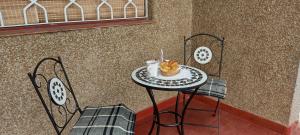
[{"left": 160, "top": 60, "right": 180, "bottom": 76}]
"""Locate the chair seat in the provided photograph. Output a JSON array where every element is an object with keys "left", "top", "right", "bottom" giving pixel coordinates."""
[
  {"left": 184, "top": 78, "right": 227, "bottom": 99},
  {"left": 70, "top": 104, "right": 136, "bottom": 135}
]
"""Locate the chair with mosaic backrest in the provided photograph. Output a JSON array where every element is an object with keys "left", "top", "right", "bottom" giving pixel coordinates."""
[
  {"left": 182, "top": 33, "right": 227, "bottom": 135},
  {"left": 28, "top": 57, "right": 136, "bottom": 135}
]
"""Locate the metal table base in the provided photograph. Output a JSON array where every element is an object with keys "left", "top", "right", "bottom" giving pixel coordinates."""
[{"left": 145, "top": 87, "right": 200, "bottom": 135}]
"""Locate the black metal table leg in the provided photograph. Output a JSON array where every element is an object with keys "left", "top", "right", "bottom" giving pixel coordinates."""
[
  {"left": 146, "top": 88, "right": 160, "bottom": 135},
  {"left": 132, "top": 65, "right": 207, "bottom": 135},
  {"left": 182, "top": 94, "right": 186, "bottom": 109},
  {"left": 149, "top": 115, "right": 156, "bottom": 135},
  {"left": 180, "top": 87, "right": 200, "bottom": 135},
  {"left": 175, "top": 92, "right": 181, "bottom": 134}
]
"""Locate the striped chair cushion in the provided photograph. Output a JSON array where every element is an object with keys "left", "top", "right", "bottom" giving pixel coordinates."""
[
  {"left": 184, "top": 78, "right": 227, "bottom": 99},
  {"left": 70, "top": 104, "right": 136, "bottom": 135}
]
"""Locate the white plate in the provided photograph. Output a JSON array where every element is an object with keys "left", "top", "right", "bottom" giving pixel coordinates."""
[{"left": 156, "top": 67, "right": 192, "bottom": 80}]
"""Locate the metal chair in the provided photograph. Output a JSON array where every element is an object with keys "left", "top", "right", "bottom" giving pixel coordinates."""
[
  {"left": 28, "top": 57, "right": 136, "bottom": 135},
  {"left": 182, "top": 33, "right": 227, "bottom": 134}
]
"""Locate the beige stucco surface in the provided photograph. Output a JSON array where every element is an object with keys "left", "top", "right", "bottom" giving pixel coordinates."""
[
  {"left": 192, "top": 0, "right": 300, "bottom": 125},
  {"left": 0, "top": 0, "right": 192, "bottom": 134},
  {"left": 1, "top": 0, "right": 300, "bottom": 134}
]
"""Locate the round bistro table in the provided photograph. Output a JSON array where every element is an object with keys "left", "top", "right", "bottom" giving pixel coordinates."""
[{"left": 131, "top": 65, "right": 207, "bottom": 135}]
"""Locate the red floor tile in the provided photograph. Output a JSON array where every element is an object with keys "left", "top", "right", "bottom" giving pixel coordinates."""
[{"left": 135, "top": 100, "right": 281, "bottom": 135}]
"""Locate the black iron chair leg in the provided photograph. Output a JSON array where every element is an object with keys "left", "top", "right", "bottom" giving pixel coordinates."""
[
  {"left": 217, "top": 108, "right": 220, "bottom": 135},
  {"left": 146, "top": 88, "right": 160, "bottom": 135},
  {"left": 183, "top": 96, "right": 222, "bottom": 135},
  {"left": 181, "top": 87, "right": 200, "bottom": 135},
  {"left": 213, "top": 98, "right": 220, "bottom": 117},
  {"left": 214, "top": 98, "right": 221, "bottom": 135},
  {"left": 213, "top": 98, "right": 221, "bottom": 135}
]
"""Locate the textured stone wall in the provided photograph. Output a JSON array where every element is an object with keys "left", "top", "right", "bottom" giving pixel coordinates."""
[
  {"left": 0, "top": 0, "right": 192, "bottom": 134},
  {"left": 192, "top": 0, "right": 300, "bottom": 125}
]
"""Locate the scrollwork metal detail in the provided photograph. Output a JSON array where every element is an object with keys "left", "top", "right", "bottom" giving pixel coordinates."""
[
  {"left": 28, "top": 57, "right": 82, "bottom": 134},
  {"left": 184, "top": 33, "right": 225, "bottom": 78}
]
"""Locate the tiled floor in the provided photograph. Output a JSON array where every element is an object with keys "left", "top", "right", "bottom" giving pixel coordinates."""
[{"left": 135, "top": 100, "right": 281, "bottom": 135}]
